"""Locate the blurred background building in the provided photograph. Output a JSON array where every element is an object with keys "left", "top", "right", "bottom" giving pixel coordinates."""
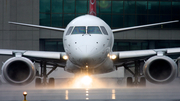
[
  {"left": 39, "top": 0, "right": 180, "bottom": 52},
  {"left": 0, "top": 0, "right": 180, "bottom": 80}
]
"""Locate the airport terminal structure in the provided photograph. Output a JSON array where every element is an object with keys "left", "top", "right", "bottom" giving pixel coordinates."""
[{"left": 0, "top": 0, "right": 180, "bottom": 81}]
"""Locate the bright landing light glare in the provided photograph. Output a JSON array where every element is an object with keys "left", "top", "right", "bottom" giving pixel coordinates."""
[
  {"left": 110, "top": 55, "right": 117, "bottom": 60},
  {"left": 63, "top": 55, "right": 68, "bottom": 60},
  {"left": 80, "top": 75, "right": 92, "bottom": 86}
]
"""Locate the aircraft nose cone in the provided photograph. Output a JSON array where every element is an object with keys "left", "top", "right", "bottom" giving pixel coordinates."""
[
  {"left": 78, "top": 45, "right": 95, "bottom": 65},
  {"left": 79, "top": 45, "right": 95, "bottom": 57}
]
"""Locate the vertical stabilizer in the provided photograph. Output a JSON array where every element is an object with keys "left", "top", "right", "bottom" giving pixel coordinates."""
[{"left": 89, "top": 0, "right": 96, "bottom": 16}]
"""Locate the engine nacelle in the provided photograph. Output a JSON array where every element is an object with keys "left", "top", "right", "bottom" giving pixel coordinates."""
[
  {"left": 143, "top": 56, "right": 177, "bottom": 84},
  {"left": 1, "top": 57, "right": 36, "bottom": 85}
]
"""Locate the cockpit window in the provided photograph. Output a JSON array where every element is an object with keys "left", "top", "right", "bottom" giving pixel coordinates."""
[
  {"left": 72, "top": 26, "right": 86, "bottom": 34},
  {"left": 100, "top": 26, "right": 108, "bottom": 35},
  {"left": 87, "top": 26, "right": 102, "bottom": 34},
  {"left": 66, "top": 26, "right": 73, "bottom": 35}
]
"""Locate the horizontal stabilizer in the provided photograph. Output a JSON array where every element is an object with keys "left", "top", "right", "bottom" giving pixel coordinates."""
[
  {"left": 9, "top": 21, "right": 65, "bottom": 32},
  {"left": 112, "top": 20, "right": 179, "bottom": 33}
]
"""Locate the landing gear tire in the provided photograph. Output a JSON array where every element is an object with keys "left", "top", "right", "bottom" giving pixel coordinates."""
[
  {"left": 35, "top": 78, "right": 42, "bottom": 87},
  {"left": 127, "top": 77, "right": 133, "bottom": 87},
  {"left": 49, "top": 78, "right": 55, "bottom": 87},
  {"left": 139, "top": 77, "right": 146, "bottom": 87}
]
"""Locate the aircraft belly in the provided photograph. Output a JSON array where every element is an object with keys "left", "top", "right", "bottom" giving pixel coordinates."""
[
  {"left": 65, "top": 60, "right": 81, "bottom": 73},
  {"left": 65, "top": 57, "right": 115, "bottom": 74},
  {"left": 92, "top": 57, "right": 115, "bottom": 74}
]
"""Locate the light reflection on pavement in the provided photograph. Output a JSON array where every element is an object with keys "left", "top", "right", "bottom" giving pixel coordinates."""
[{"left": 0, "top": 79, "right": 180, "bottom": 101}]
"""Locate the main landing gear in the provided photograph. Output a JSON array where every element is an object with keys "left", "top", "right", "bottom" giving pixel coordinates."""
[
  {"left": 124, "top": 61, "right": 146, "bottom": 87},
  {"left": 35, "top": 62, "right": 57, "bottom": 87}
]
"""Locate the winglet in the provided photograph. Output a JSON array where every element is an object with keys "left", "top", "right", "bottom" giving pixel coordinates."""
[{"left": 9, "top": 21, "right": 65, "bottom": 32}]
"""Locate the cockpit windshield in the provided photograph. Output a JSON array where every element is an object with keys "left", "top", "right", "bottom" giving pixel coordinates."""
[
  {"left": 66, "top": 26, "right": 73, "bottom": 35},
  {"left": 87, "top": 26, "right": 102, "bottom": 34},
  {"left": 72, "top": 26, "right": 86, "bottom": 34},
  {"left": 71, "top": 26, "right": 104, "bottom": 35},
  {"left": 100, "top": 26, "right": 108, "bottom": 35}
]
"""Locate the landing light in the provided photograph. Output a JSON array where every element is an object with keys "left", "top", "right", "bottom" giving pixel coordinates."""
[
  {"left": 110, "top": 55, "right": 117, "bottom": 60},
  {"left": 80, "top": 75, "right": 92, "bottom": 86},
  {"left": 63, "top": 55, "right": 68, "bottom": 60}
]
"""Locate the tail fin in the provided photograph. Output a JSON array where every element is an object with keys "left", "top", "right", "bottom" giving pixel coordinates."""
[{"left": 89, "top": 0, "right": 96, "bottom": 16}]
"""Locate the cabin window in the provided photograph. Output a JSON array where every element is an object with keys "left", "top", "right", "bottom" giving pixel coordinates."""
[
  {"left": 72, "top": 26, "right": 86, "bottom": 34},
  {"left": 66, "top": 26, "right": 73, "bottom": 35},
  {"left": 87, "top": 26, "right": 102, "bottom": 34},
  {"left": 100, "top": 26, "right": 108, "bottom": 35}
]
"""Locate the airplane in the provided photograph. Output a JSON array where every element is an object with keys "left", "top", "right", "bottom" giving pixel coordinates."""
[{"left": 0, "top": 0, "right": 179, "bottom": 87}]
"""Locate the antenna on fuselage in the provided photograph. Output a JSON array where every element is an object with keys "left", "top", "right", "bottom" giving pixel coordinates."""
[{"left": 89, "top": 0, "right": 96, "bottom": 16}]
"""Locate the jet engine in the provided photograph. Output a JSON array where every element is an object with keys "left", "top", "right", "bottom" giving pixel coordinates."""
[
  {"left": 143, "top": 56, "right": 177, "bottom": 84},
  {"left": 1, "top": 57, "right": 36, "bottom": 85}
]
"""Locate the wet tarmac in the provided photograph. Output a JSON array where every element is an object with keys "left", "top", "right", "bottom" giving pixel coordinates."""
[{"left": 0, "top": 78, "right": 180, "bottom": 101}]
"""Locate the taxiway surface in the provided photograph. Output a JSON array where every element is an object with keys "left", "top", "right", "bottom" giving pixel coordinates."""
[{"left": 0, "top": 78, "right": 180, "bottom": 101}]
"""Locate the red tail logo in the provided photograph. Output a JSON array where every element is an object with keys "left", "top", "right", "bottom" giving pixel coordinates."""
[{"left": 89, "top": 0, "right": 96, "bottom": 16}]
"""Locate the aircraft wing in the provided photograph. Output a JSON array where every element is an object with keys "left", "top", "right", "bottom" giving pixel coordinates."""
[
  {"left": 0, "top": 49, "right": 67, "bottom": 67},
  {"left": 9, "top": 22, "right": 65, "bottom": 31},
  {"left": 112, "top": 47, "right": 180, "bottom": 66},
  {"left": 112, "top": 20, "right": 178, "bottom": 33}
]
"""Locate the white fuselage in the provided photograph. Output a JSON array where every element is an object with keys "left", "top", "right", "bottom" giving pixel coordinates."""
[{"left": 63, "top": 15, "right": 115, "bottom": 74}]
